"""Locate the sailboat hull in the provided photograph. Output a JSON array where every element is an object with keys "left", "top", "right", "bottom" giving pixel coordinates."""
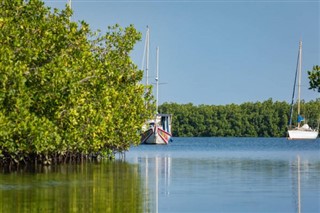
[
  {"left": 141, "top": 127, "right": 172, "bottom": 145},
  {"left": 288, "top": 129, "right": 318, "bottom": 140},
  {"left": 141, "top": 114, "right": 172, "bottom": 145}
]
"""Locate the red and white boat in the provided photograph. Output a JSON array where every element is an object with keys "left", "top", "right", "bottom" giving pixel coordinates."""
[
  {"left": 140, "top": 27, "right": 172, "bottom": 144},
  {"left": 141, "top": 114, "right": 172, "bottom": 144}
]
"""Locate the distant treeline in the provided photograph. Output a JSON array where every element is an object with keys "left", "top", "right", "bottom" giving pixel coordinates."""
[{"left": 159, "top": 99, "right": 320, "bottom": 137}]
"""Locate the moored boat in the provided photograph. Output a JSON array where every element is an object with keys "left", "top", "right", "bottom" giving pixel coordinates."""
[
  {"left": 288, "top": 126, "right": 318, "bottom": 140},
  {"left": 140, "top": 27, "right": 173, "bottom": 144},
  {"left": 287, "top": 41, "right": 318, "bottom": 140},
  {"left": 141, "top": 114, "right": 172, "bottom": 144}
]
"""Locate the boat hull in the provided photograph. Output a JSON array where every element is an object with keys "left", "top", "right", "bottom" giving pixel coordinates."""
[
  {"left": 288, "top": 129, "right": 318, "bottom": 140},
  {"left": 141, "top": 113, "right": 172, "bottom": 145},
  {"left": 141, "top": 127, "right": 172, "bottom": 145}
]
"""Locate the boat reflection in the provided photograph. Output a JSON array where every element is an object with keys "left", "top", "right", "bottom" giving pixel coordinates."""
[
  {"left": 129, "top": 153, "right": 320, "bottom": 213},
  {"left": 132, "top": 155, "right": 171, "bottom": 213},
  {"left": 291, "top": 155, "right": 303, "bottom": 213}
]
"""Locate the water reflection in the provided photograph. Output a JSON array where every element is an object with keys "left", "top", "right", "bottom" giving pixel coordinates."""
[
  {"left": 131, "top": 156, "right": 171, "bottom": 213},
  {"left": 294, "top": 156, "right": 301, "bottom": 213},
  {"left": 127, "top": 153, "right": 320, "bottom": 213},
  {"left": 289, "top": 155, "right": 318, "bottom": 213},
  {"left": 1, "top": 138, "right": 319, "bottom": 213},
  {"left": 0, "top": 161, "right": 143, "bottom": 213}
]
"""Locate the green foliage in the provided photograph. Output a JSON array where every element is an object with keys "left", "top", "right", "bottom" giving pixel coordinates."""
[
  {"left": 159, "top": 99, "right": 320, "bottom": 137},
  {"left": 308, "top": 65, "right": 320, "bottom": 93},
  {"left": 0, "top": 0, "right": 153, "bottom": 166}
]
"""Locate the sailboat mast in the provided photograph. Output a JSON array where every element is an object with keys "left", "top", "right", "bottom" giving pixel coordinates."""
[
  {"left": 146, "top": 26, "right": 150, "bottom": 87},
  {"left": 297, "top": 41, "right": 302, "bottom": 117},
  {"left": 156, "top": 47, "right": 159, "bottom": 113}
]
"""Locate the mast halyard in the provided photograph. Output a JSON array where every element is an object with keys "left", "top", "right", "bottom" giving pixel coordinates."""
[
  {"left": 288, "top": 47, "right": 300, "bottom": 128},
  {"left": 297, "top": 41, "right": 302, "bottom": 128},
  {"left": 156, "top": 47, "right": 159, "bottom": 113},
  {"left": 289, "top": 41, "right": 303, "bottom": 129}
]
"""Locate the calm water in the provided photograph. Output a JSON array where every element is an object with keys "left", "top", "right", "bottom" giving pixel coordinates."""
[{"left": 1, "top": 137, "right": 320, "bottom": 213}]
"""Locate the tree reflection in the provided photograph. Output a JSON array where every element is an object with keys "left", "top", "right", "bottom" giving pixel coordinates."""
[{"left": 0, "top": 161, "right": 143, "bottom": 213}]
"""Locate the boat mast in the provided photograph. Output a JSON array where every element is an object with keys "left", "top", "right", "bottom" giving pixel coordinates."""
[
  {"left": 156, "top": 47, "right": 159, "bottom": 113},
  {"left": 297, "top": 41, "right": 302, "bottom": 128},
  {"left": 145, "top": 26, "right": 150, "bottom": 87},
  {"left": 142, "top": 26, "right": 150, "bottom": 109}
]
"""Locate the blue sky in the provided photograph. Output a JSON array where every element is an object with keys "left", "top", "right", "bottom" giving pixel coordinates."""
[{"left": 44, "top": 0, "right": 319, "bottom": 105}]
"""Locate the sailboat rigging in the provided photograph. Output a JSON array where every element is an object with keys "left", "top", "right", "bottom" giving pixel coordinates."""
[
  {"left": 141, "top": 27, "right": 172, "bottom": 145},
  {"left": 287, "top": 41, "right": 318, "bottom": 140}
]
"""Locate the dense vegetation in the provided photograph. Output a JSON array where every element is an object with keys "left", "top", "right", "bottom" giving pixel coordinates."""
[
  {"left": 0, "top": 0, "right": 153, "bottom": 167},
  {"left": 159, "top": 99, "right": 320, "bottom": 137}
]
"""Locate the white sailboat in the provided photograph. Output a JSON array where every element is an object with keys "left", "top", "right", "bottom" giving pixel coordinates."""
[
  {"left": 287, "top": 41, "right": 318, "bottom": 140},
  {"left": 141, "top": 27, "right": 172, "bottom": 145}
]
